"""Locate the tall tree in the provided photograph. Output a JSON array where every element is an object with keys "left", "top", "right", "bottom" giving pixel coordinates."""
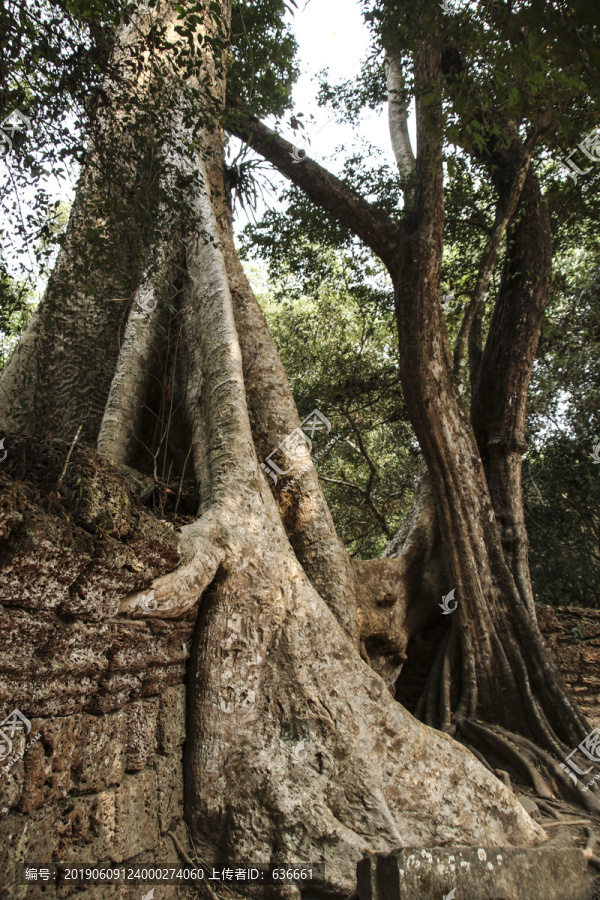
[{"left": 1, "top": 0, "right": 599, "bottom": 891}]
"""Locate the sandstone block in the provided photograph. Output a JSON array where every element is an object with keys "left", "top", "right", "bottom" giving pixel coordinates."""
[{"left": 357, "top": 845, "right": 598, "bottom": 900}]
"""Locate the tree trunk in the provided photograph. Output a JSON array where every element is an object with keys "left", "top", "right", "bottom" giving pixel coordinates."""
[
  {"left": 0, "top": 6, "right": 170, "bottom": 443},
  {"left": 471, "top": 130, "right": 553, "bottom": 618},
  {"left": 388, "top": 41, "right": 599, "bottom": 813}
]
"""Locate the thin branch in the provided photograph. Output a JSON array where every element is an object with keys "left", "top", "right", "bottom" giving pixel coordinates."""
[
  {"left": 385, "top": 50, "right": 416, "bottom": 212},
  {"left": 343, "top": 407, "right": 392, "bottom": 537},
  {"left": 56, "top": 425, "right": 82, "bottom": 493},
  {"left": 321, "top": 476, "right": 365, "bottom": 492},
  {"left": 536, "top": 799, "right": 562, "bottom": 820}
]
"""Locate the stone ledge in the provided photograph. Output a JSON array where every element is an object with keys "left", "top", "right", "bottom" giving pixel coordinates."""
[{"left": 357, "top": 846, "right": 599, "bottom": 900}]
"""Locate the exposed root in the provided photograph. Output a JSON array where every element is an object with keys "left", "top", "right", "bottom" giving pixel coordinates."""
[
  {"left": 495, "top": 769, "right": 513, "bottom": 791},
  {"left": 454, "top": 720, "right": 600, "bottom": 815},
  {"left": 119, "top": 522, "right": 225, "bottom": 617},
  {"left": 414, "top": 625, "right": 453, "bottom": 727},
  {"left": 493, "top": 626, "right": 570, "bottom": 758},
  {"left": 536, "top": 799, "right": 562, "bottom": 820},
  {"left": 409, "top": 619, "right": 600, "bottom": 816},
  {"left": 439, "top": 626, "right": 457, "bottom": 733},
  {"left": 167, "top": 828, "right": 216, "bottom": 897},
  {"left": 543, "top": 819, "right": 593, "bottom": 828},
  {"left": 491, "top": 725, "right": 600, "bottom": 815},
  {"left": 457, "top": 718, "right": 553, "bottom": 798},
  {"left": 464, "top": 741, "right": 496, "bottom": 775},
  {"left": 583, "top": 826, "right": 600, "bottom": 869},
  {"left": 455, "top": 627, "right": 477, "bottom": 721}
]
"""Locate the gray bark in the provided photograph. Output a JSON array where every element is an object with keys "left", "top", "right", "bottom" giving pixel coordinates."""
[{"left": 385, "top": 51, "right": 416, "bottom": 212}]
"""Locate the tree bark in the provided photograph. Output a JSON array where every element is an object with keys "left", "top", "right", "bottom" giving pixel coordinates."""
[
  {"left": 0, "top": 3, "right": 171, "bottom": 442},
  {"left": 388, "top": 43, "right": 597, "bottom": 809},
  {"left": 470, "top": 128, "right": 553, "bottom": 618},
  {"left": 385, "top": 49, "right": 416, "bottom": 213}
]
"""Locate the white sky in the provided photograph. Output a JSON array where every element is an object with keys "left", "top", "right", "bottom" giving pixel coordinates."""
[{"left": 277, "top": 0, "right": 397, "bottom": 169}]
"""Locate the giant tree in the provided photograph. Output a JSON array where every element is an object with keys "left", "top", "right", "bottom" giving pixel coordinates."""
[{"left": 1, "top": 0, "right": 599, "bottom": 893}]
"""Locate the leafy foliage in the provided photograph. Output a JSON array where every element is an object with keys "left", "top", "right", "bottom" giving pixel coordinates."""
[
  {"left": 524, "top": 256, "right": 600, "bottom": 608},
  {"left": 244, "top": 243, "right": 421, "bottom": 559},
  {"left": 228, "top": 0, "right": 298, "bottom": 118}
]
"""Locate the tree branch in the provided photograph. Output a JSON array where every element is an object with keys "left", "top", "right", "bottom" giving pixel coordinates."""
[
  {"left": 343, "top": 407, "right": 392, "bottom": 538},
  {"left": 385, "top": 50, "right": 416, "bottom": 213},
  {"left": 453, "top": 128, "right": 540, "bottom": 382},
  {"left": 225, "top": 98, "right": 405, "bottom": 271}
]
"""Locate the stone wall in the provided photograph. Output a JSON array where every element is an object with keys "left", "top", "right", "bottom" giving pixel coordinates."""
[
  {"left": 0, "top": 438, "right": 196, "bottom": 898},
  {"left": 536, "top": 605, "right": 600, "bottom": 728}
]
